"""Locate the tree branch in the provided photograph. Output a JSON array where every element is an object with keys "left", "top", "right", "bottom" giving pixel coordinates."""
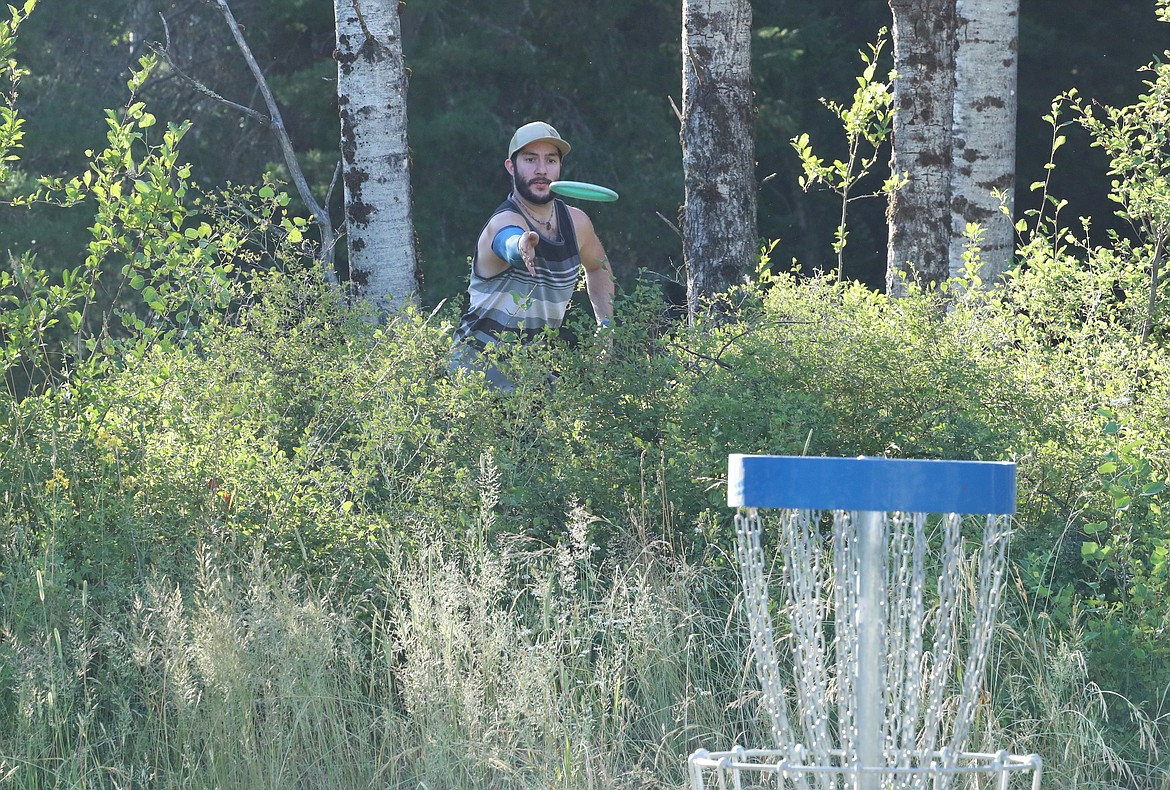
[
  {"left": 189, "top": 0, "right": 339, "bottom": 279},
  {"left": 655, "top": 210, "right": 682, "bottom": 239},
  {"left": 149, "top": 14, "right": 271, "bottom": 127},
  {"left": 1140, "top": 231, "right": 1165, "bottom": 346},
  {"left": 210, "top": 0, "right": 323, "bottom": 215}
]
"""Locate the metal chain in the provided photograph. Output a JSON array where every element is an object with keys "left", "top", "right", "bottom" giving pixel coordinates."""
[{"left": 729, "top": 507, "right": 1014, "bottom": 790}]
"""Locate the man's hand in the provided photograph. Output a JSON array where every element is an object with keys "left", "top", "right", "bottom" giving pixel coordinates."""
[
  {"left": 595, "top": 318, "right": 614, "bottom": 356},
  {"left": 519, "top": 230, "right": 539, "bottom": 276}
]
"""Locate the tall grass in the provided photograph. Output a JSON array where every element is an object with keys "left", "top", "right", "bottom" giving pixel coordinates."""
[
  {"left": 1, "top": 545, "right": 403, "bottom": 788},
  {"left": 1, "top": 508, "right": 760, "bottom": 788},
  {"left": 984, "top": 614, "right": 1167, "bottom": 790},
  {"left": 4, "top": 528, "right": 1164, "bottom": 787}
]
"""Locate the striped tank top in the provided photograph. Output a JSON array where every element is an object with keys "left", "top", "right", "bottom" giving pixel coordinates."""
[{"left": 453, "top": 195, "right": 582, "bottom": 349}]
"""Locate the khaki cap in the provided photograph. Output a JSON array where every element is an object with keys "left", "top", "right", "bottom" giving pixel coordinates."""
[{"left": 508, "top": 121, "right": 571, "bottom": 159}]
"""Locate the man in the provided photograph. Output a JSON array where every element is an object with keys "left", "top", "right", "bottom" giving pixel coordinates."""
[{"left": 451, "top": 121, "right": 614, "bottom": 390}]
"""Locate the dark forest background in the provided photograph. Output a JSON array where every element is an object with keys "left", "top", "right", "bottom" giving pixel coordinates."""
[{"left": 0, "top": 0, "right": 1164, "bottom": 301}]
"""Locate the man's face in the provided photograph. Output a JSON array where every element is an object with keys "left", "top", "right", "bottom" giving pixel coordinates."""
[{"left": 507, "top": 142, "right": 562, "bottom": 204}]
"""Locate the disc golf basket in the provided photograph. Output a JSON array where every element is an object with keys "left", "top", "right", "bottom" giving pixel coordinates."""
[{"left": 688, "top": 455, "right": 1042, "bottom": 790}]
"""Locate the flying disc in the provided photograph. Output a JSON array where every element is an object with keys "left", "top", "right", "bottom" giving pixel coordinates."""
[{"left": 549, "top": 180, "right": 619, "bottom": 202}]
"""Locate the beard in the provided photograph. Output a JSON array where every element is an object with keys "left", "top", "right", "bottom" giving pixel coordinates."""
[{"left": 514, "top": 174, "right": 554, "bottom": 205}]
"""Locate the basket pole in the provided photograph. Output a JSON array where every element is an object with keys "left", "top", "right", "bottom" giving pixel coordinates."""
[{"left": 856, "top": 509, "right": 884, "bottom": 790}]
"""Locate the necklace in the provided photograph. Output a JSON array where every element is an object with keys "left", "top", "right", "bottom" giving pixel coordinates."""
[{"left": 514, "top": 196, "right": 556, "bottom": 235}]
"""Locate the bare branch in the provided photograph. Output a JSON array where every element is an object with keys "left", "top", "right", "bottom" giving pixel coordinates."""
[
  {"left": 352, "top": 0, "right": 373, "bottom": 39},
  {"left": 209, "top": 0, "right": 337, "bottom": 276},
  {"left": 149, "top": 14, "right": 271, "bottom": 127},
  {"left": 325, "top": 160, "right": 342, "bottom": 215},
  {"left": 210, "top": 0, "right": 317, "bottom": 214},
  {"left": 656, "top": 210, "right": 682, "bottom": 239}
]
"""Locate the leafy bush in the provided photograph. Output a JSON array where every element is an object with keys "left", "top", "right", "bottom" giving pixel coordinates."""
[{"left": 7, "top": 254, "right": 1168, "bottom": 785}]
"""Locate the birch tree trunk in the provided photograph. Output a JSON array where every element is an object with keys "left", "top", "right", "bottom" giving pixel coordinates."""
[
  {"left": 681, "top": 0, "right": 756, "bottom": 322},
  {"left": 886, "top": 0, "right": 956, "bottom": 296},
  {"left": 335, "top": 0, "right": 418, "bottom": 313},
  {"left": 950, "top": 0, "right": 1019, "bottom": 283}
]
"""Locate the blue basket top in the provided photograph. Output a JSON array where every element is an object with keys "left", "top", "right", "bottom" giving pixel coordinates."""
[{"left": 728, "top": 455, "right": 1016, "bottom": 514}]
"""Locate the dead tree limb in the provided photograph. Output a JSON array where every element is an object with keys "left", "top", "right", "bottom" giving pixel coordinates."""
[{"left": 152, "top": 2, "right": 339, "bottom": 280}]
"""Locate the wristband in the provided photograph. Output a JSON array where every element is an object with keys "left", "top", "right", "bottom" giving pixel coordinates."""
[{"left": 491, "top": 225, "right": 527, "bottom": 269}]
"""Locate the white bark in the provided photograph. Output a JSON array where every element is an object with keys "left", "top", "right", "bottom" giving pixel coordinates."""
[
  {"left": 681, "top": 0, "right": 756, "bottom": 321},
  {"left": 335, "top": 0, "right": 418, "bottom": 313},
  {"left": 886, "top": 0, "right": 956, "bottom": 296},
  {"left": 950, "top": 0, "right": 1019, "bottom": 283}
]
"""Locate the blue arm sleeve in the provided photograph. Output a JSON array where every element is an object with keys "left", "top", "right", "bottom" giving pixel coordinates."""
[{"left": 491, "top": 225, "right": 528, "bottom": 269}]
